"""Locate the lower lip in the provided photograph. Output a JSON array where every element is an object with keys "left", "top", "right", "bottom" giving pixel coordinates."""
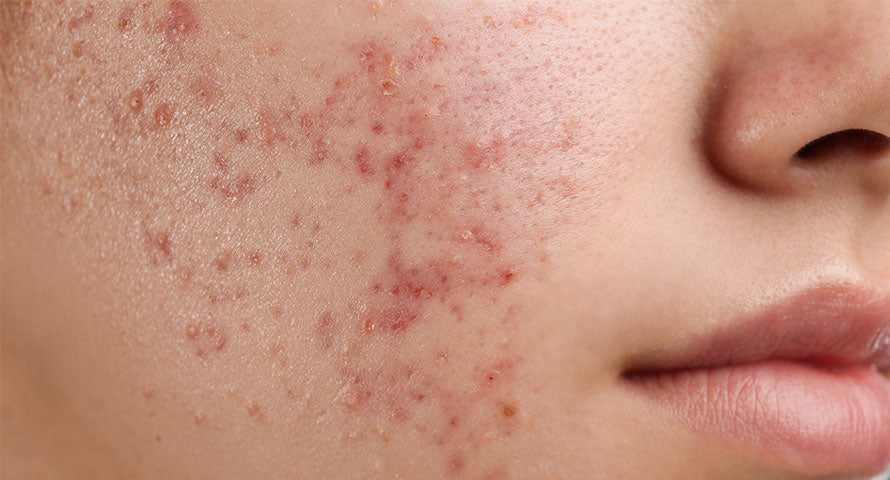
[{"left": 626, "top": 361, "right": 890, "bottom": 475}]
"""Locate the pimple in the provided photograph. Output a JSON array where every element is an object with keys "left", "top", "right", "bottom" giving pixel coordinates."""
[
  {"left": 117, "top": 6, "right": 134, "bottom": 32},
  {"left": 354, "top": 146, "right": 374, "bottom": 176},
  {"left": 247, "top": 250, "right": 262, "bottom": 266},
  {"left": 209, "top": 173, "right": 258, "bottom": 202},
  {"left": 153, "top": 103, "right": 173, "bottom": 128},
  {"left": 71, "top": 41, "right": 84, "bottom": 58},
  {"left": 212, "top": 251, "right": 232, "bottom": 272},
  {"left": 446, "top": 455, "right": 465, "bottom": 475},
  {"left": 317, "top": 311, "right": 335, "bottom": 350},
  {"left": 233, "top": 128, "right": 250, "bottom": 144},
  {"left": 211, "top": 151, "right": 229, "bottom": 173},
  {"left": 188, "top": 75, "right": 219, "bottom": 104},
  {"left": 143, "top": 227, "right": 173, "bottom": 265},
  {"left": 246, "top": 401, "right": 264, "bottom": 421},
  {"left": 142, "top": 385, "right": 157, "bottom": 400},
  {"left": 127, "top": 89, "right": 144, "bottom": 114},
  {"left": 163, "top": 0, "right": 198, "bottom": 40},
  {"left": 68, "top": 4, "right": 95, "bottom": 31}
]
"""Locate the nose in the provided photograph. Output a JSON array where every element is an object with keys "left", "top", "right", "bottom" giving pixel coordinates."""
[{"left": 705, "top": 2, "right": 890, "bottom": 195}]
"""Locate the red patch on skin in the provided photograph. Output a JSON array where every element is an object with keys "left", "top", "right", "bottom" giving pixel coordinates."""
[
  {"left": 209, "top": 173, "right": 257, "bottom": 201},
  {"left": 246, "top": 401, "right": 264, "bottom": 421},
  {"left": 344, "top": 374, "right": 374, "bottom": 410},
  {"left": 497, "top": 268, "right": 515, "bottom": 286},
  {"left": 153, "top": 103, "right": 173, "bottom": 128},
  {"left": 211, "top": 151, "right": 229, "bottom": 173},
  {"left": 126, "top": 89, "right": 144, "bottom": 114},
  {"left": 143, "top": 228, "right": 173, "bottom": 265},
  {"left": 354, "top": 146, "right": 374, "bottom": 176},
  {"left": 117, "top": 6, "right": 134, "bottom": 32},
  {"left": 310, "top": 138, "right": 328, "bottom": 164},
  {"left": 460, "top": 227, "right": 498, "bottom": 252},
  {"left": 317, "top": 311, "right": 335, "bottom": 349},
  {"left": 185, "top": 321, "right": 228, "bottom": 359},
  {"left": 142, "top": 385, "right": 156, "bottom": 399},
  {"left": 289, "top": 212, "right": 300, "bottom": 228},
  {"left": 362, "top": 305, "right": 419, "bottom": 335},
  {"left": 447, "top": 455, "right": 465, "bottom": 475},
  {"left": 462, "top": 136, "right": 505, "bottom": 170},
  {"left": 68, "top": 4, "right": 94, "bottom": 31},
  {"left": 213, "top": 251, "right": 232, "bottom": 272},
  {"left": 189, "top": 75, "right": 219, "bottom": 104},
  {"left": 233, "top": 128, "right": 250, "bottom": 144},
  {"left": 371, "top": 122, "right": 384, "bottom": 134},
  {"left": 163, "top": 0, "right": 198, "bottom": 40}
]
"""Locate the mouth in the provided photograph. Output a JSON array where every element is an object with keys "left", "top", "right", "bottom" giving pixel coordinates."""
[{"left": 622, "top": 283, "right": 890, "bottom": 476}]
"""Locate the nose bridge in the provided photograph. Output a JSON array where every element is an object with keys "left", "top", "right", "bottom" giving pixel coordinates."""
[{"left": 704, "top": 2, "right": 890, "bottom": 194}]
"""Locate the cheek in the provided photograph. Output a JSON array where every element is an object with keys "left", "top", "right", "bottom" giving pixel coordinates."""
[{"left": 12, "top": 0, "right": 636, "bottom": 474}]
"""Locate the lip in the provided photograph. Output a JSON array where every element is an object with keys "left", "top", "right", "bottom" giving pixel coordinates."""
[{"left": 623, "top": 283, "right": 890, "bottom": 476}]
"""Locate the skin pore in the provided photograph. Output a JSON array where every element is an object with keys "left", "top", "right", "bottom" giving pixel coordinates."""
[{"left": 1, "top": 1, "right": 889, "bottom": 479}]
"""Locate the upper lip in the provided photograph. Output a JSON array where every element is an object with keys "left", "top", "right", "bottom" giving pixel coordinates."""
[{"left": 624, "top": 283, "right": 890, "bottom": 375}]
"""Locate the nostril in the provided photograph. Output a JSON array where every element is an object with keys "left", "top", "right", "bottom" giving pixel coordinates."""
[{"left": 794, "top": 129, "right": 889, "bottom": 162}]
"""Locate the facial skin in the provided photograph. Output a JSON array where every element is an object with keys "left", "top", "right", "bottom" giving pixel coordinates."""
[{"left": 1, "top": 1, "right": 889, "bottom": 479}]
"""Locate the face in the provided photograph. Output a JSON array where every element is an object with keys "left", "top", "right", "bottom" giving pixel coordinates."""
[{"left": 2, "top": 1, "right": 889, "bottom": 479}]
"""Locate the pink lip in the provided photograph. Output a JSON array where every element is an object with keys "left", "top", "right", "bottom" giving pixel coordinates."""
[{"left": 624, "top": 283, "right": 890, "bottom": 476}]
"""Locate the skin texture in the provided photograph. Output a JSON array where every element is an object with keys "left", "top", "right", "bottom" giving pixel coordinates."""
[{"left": 1, "top": 1, "right": 889, "bottom": 479}]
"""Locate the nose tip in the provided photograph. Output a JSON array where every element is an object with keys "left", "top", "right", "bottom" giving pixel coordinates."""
[{"left": 705, "top": 16, "right": 890, "bottom": 194}]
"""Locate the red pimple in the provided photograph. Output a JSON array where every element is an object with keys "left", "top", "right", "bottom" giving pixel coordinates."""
[
  {"left": 498, "top": 268, "right": 515, "bottom": 286},
  {"left": 460, "top": 228, "right": 496, "bottom": 251},
  {"left": 209, "top": 173, "right": 257, "bottom": 201},
  {"left": 143, "top": 228, "right": 173, "bottom": 265},
  {"left": 189, "top": 75, "right": 218, "bottom": 103},
  {"left": 142, "top": 79, "right": 158, "bottom": 97},
  {"left": 354, "top": 146, "right": 374, "bottom": 176},
  {"left": 117, "top": 6, "right": 134, "bottom": 32},
  {"left": 213, "top": 251, "right": 232, "bottom": 272},
  {"left": 211, "top": 151, "right": 229, "bottom": 173},
  {"left": 185, "top": 323, "right": 200, "bottom": 339},
  {"left": 316, "top": 311, "right": 335, "bottom": 350},
  {"left": 246, "top": 401, "right": 264, "bottom": 421},
  {"left": 68, "top": 4, "right": 94, "bottom": 31},
  {"left": 289, "top": 211, "right": 300, "bottom": 228},
  {"left": 310, "top": 138, "right": 328, "bottom": 164},
  {"left": 447, "top": 455, "right": 465, "bottom": 474},
  {"left": 371, "top": 122, "right": 384, "bottom": 134},
  {"left": 142, "top": 385, "right": 157, "bottom": 399},
  {"left": 127, "top": 89, "right": 144, "bottom": 114},
  {"left": 233, "top": 128, "right": 249, "bottom": 144},
  {"left": 247, "top": 250, "right": 262, "bottom": 266},
  {"left": 163, "top": 0, "right": 198, "bottom": 39},
  {"left": 194, "top": 412, "right": 206, "bottom": 425},
  {"left": 344, "top": 375, "right": 374, "bottom": 410},
  {"left": 186, "top": 320, "right": 228, "bottom": 358},
  {"left": 153, "top": 103, "right": 173, "bottom": 128}
]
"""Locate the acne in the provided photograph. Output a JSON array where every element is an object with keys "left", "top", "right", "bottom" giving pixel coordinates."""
[
  {"left": 163, "top": 0, "right": 198, "bottom": 41},
  {"left": 153, "top": 103, "right": 173, "bottom": 128},
  {"left": 184, "top": 321, "right": 228, "bottom": 359},
  {"left": 67, "top": 4, "right": 95, "bottom": 31}
]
